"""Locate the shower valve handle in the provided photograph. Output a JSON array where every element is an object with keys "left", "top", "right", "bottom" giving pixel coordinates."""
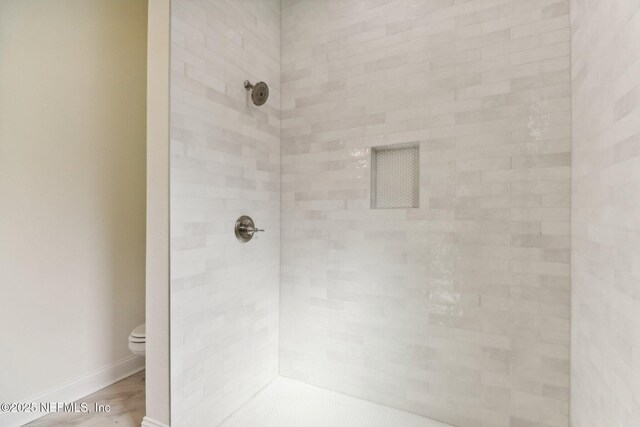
[
  {"left": 234, "top": 215, "right": 264, "bottom": 243},
  {"left": 240, "top": 225, "right": 264, "bottom": 235}
]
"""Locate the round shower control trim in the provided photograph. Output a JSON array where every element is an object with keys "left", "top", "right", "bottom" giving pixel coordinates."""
[{"left": 234, "top": 215, "right": 264, "bottom": 243}]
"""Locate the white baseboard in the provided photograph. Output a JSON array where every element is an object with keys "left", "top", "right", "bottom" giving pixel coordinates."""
[
  {"left": 142, "top": 416, "right": 170, "bottom": 427},
  {"left": 0, "top": 354, "right": 145, "bottom": 427}
]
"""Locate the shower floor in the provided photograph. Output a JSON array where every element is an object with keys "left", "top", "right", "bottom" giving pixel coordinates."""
[{"left": 219, "top": 377, "right": 452, "bottom": 427}]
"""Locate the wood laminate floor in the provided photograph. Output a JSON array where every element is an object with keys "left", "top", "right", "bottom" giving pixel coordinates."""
[{"left": 24, "top": 371, "right": 145, "bottom": 427}]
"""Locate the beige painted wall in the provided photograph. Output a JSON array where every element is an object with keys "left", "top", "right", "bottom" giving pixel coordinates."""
[
  {"left": 0, "top": 0, "right": 148, "bottom": 414},
  {"left": 145, "top": 0, "right": 171, "bottom": 425}
]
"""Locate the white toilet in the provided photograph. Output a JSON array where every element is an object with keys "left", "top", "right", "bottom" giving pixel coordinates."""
[{"left": 128, "top": 323, "right": 146, "bottom": 357}]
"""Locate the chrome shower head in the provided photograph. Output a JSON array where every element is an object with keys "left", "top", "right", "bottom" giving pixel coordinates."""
[{"left": 244, "top": 80, "right": 269, "bottom": 106}]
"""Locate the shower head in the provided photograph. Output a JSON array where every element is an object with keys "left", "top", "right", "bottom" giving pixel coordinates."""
[{"left": 244, "top": 80, "right": 269, "bottom": 106}]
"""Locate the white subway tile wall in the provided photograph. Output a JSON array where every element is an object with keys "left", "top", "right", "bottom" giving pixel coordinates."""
[
  {"left": 571, "top": 1, "right": 640, "bottom": 427},
  {"left": 280, "top": 1, "right": 571, "bottom": 426},
  {"left": 170, "top": 1, "right": 280, "bottom": 426}
]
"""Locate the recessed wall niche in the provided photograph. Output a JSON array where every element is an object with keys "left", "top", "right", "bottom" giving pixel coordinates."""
[{"left": 371, "top": 143, "right": 419, "bottom": 209}]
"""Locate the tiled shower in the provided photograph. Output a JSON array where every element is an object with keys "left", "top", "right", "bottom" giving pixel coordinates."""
[{"left": 169, "top": 1, "right": 640, "bottom": 427}]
